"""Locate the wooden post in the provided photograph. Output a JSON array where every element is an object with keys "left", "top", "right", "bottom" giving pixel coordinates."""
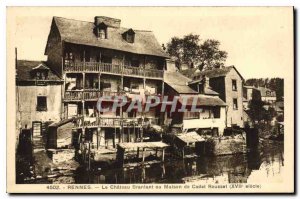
[
  {"left": 113, "top": 127, "right": 116, "bottom": 148},
  {"left": 83, "top": 73, "right": 85, "bottom": 90},
  {"left": 142, "top": 148, "right": 145, "bottom": 163},
  {"left": 96, "top": 128, "right": 99, "bottom": 149},
  {"left": 155, "top": 148, "right": 158, "bottom": 156},
  {"left": 162, "top": 148, "right": 165, "bottom": 162},
  {"left": 98, "top": 73, "right": 101, "bottom": 90},
  {"left": 88, "top": 142, "right": 91, "bottom": 171},
  {"left": 140, "top": 128, "right": 143, "bottom": 143},
  {"left": 162, "top": 81, "right": 164, "bottom": 96},
  {"left": 137, "top": 147, "right": 140, "bottom": 159},
  {"left": 121, "top": 127, "right": 124, "bottom": 143},
  {"left": 82, "top": 100, "right": 85, "bottom": 117},
  {"left": 128, "top": 127, "right": 131, "bottom": 142}
]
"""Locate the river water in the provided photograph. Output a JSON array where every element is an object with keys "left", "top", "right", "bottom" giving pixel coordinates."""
[{"left": 74, "top": 140, "right": 284, "bottom": 184}]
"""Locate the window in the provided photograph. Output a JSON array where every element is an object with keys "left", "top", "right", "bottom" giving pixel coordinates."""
[
  {"left": 37, "top": 96, "right": 47, "bottom": 111},
  {"left": 64, "top": 52, "right": 74, "bottom": 66},
  {"left": 98, "top": 28, "right": 106, "bottom": 39},
  {"left": 36, "top": 71, "right": 48, "bottom": 80},
  {"left": 233, "top": 98, "right": 238, "bottom": 110},
  {"left": 183, "top": 111, "right": 200, "bottom": 119},
  {"left": 232, "top": 79, "right": 237, "bottom": 91},
  {"left": 212, "top": 107, "right": 220, "bottom": 118},
  {"left": 127, "top": 34, "right": 134, "bottom": 43},
  {"left": 123, "top": 29, "right": 135, "bottom": 43}
]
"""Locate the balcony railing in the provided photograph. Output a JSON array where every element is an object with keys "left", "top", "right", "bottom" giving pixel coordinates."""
[
  {"left": 74, "top": 116, "right": 158, "bottom": 128},
  {"left": 64, "top": 62, "right": 164, "bottom": 79},
  {"left": 64, "top": 90, "right": 126, "bottom": 101}
]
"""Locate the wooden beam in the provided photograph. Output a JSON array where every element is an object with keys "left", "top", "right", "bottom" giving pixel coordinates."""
[
  {"left": 142, "top": 148, "right": 145, "bottom": 163},
  {"left": 137, "top": 147, "right": 140, "bottom": 159},
  {"left": 113, "top": 127, "right": 116, "bottom": 148}
]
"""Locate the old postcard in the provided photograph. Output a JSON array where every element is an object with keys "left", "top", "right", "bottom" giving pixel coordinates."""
[{"left": 7, "top": 7, "right": 294, "bottom": 193}]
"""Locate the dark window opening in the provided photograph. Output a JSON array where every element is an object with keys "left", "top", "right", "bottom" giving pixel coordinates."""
[
  {"left": 98, "top": 28, "right": 107, "bottom": 39},
  {"left": 126, "top": 34, "right": 134, "bottom": 43},
  {"left": 232, "top": 79, "right": 237, "bottom": 91},
  {"left": 64, "top": 52, "right": 74, "bottom": 66},
  {"left": 101, "top": 55, "right": 112, "bottom": 64},
  {"left": 37, "top": 96, "right": 47, "bottom": 111},
  {"left": 100, "top": 81, "right": 112, "bottom": 91},
  {"left": 233, "top": 98, "right": 238, "bottom": 110},
  {"left": 131, "top": 59, "right": 139, "bottom": 67},
  {"left": 212, "top": 107, "right": 221, "bottom": 118}
]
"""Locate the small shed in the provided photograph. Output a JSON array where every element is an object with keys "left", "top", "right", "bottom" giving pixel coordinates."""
[
  {"left": 116, "top": 142, "right": 169, "bottom": 167},
  {"left": 174, "top": 132, "right": 205, "bottom": 158},
  {"left": 47, "top": 118, "right": 75, "bottom": 149}
]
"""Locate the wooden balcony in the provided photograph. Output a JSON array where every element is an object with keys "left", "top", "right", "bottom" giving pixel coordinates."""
[
  {"left": 64, "top": 90, "right": 125, "bottom": 101},
  {"left": 64, "top": 62, "right": 164, "bottom": 79}
]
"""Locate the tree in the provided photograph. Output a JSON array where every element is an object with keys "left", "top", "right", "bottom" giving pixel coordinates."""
[
  {"left": 198, "top": 39, "right": 228, "bottom": 70},
  {"left": 166, "top": 34, "right": 227, "bottom": 71}
]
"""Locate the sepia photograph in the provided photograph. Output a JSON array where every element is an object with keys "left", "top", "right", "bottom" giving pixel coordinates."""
[{"left": 6, "top": 6, "right": 294, "bottom": 193}]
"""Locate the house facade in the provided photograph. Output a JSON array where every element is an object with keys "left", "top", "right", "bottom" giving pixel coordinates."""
[
  {"left": 16, "top": 60, "right": 63, "bottom": 137},
  {"left": 164, "top": 71, "right": 227, "bottom": 136},
  {"left": 44, "top": 16, "right": 169, "bottom": 150},
  {"left": 257, "top": 86, "right": 276, "bottom": 104},
  {"left": 182, "top": 66, "right": 244, "bottom": 128}
]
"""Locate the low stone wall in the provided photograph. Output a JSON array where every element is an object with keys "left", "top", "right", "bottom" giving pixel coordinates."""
[
  {"left": 50, "top": 149, "right": 75, "bottom": 164},
  {"left": 205, "top": 134, "right": 247, "bottom": 156}
]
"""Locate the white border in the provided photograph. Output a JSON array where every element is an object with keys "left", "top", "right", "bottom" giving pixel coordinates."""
[{"left": 1, "top": 0, "right": 298, "bottom": 198}]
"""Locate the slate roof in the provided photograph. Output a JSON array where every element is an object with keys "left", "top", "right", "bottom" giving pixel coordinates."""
[
  {"left": 187, "top": 79, "right": 219, "bottom": 96},
  {"left": 182, "top": 66, "right": 244, "bottom": 81},
  {"left": 164, "top": 71, "right": 197, "bottom": 94},
  {"left": 16, "top": 60, "right": 62, "bottom": 81},
  {"left": 179, "top": 94, "right": 226, "bottom": 107},
  {"left": 47, "top": 16, "right": 169, "bottom": 58}
]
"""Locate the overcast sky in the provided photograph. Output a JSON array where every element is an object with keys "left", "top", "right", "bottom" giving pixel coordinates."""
[{"left": 9, "top": 7, "right": 293, "bottom": 79}]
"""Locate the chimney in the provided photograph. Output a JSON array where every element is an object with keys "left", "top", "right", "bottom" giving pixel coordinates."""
[
  {"left": 94, "top": 16, "right": 121, "bottom": 28},
  {"left": 199, "top": 75, "right": 210, "bottom": 94}
]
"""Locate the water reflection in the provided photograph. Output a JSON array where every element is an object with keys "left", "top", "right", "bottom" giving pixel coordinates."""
[{"left": 75, "top": 141, "right": 284, "bottom": 184}]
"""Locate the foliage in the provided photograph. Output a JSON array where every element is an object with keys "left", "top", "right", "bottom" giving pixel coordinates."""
[{"left": 166, "top": 34, "right": 228, "bottom": 71}]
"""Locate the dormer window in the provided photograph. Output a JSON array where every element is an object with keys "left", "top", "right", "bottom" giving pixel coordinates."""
[
  {"left": 96, "top": 22, "right": 107, "bottom": 39},
  {"left": 123, "top": 29, "right": 135, "bottom": 43},
  {"left": 31, "top": 64, "right": 50, "bottom": 80}
]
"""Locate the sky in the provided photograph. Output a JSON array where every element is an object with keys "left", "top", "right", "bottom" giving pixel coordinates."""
[{"left": 8, "top": 7, "right": 293, "bottom": 79}]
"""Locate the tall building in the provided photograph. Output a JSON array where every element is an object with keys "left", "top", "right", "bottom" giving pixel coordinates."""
[{"left": 44, "top": 16, "right": 169, "bottom": 149}]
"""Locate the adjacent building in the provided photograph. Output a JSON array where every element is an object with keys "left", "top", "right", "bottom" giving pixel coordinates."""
[
  {"left": 164, "top": 71, "right": 227, "bottom": 136},
  {"left": 16, "top": 60, "right": 63, "bottom": 137},
  {"left": 182, "top": 66, "right": 245, "bottom": 128},
  {"left": 257, "top": 86, "right": 276, "bottom": 104}
]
